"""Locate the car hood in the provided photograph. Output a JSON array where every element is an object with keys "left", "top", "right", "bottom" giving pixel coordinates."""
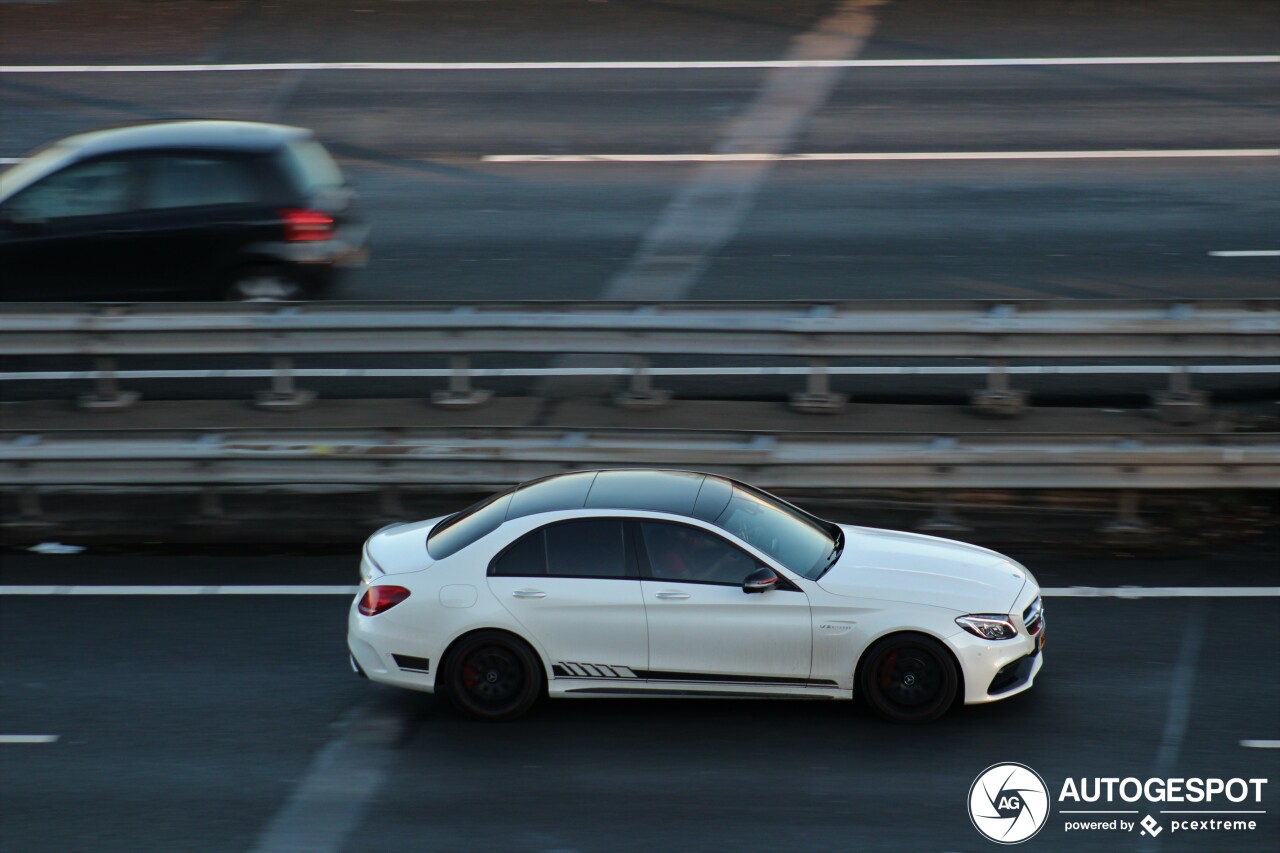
[
  {"left": 363, "top": 516, "right": 444, "bottom": 576},
  {"left": 816, "top": 525, "right": 1028, "bottom": 614}
]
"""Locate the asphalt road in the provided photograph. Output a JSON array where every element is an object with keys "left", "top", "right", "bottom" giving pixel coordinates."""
[
  {"left": 1, "top": 0, "right": 1276, "bottom": 302},
  {"left": 1, "top": 550, "right": 1278, "bottom": 853}
]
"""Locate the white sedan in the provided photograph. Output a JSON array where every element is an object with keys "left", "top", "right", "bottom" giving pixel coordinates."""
[{"left": 348, "top": 469, "right": 1044, "bottom": 723}]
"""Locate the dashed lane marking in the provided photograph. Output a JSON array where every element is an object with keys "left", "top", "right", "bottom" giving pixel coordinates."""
[
  {"left": 484, "top": 149, "right": 1280, "bottom": 162},
  {"left": 0, "top": 735, "right": 59, "bottom": 744}
]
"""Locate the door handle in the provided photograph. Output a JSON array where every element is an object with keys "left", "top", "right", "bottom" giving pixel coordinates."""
[
  {"left": 655, "top": 591, "right": 690, "bottom": 600},
  {"left": 512, "top": 589, "right": 547, "bottom": 599}
]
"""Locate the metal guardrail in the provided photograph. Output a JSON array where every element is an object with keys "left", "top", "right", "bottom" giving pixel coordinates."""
[
  {"left": 3, "top": 299, "right": 1277, "bottom": 415},
  {"left": 3, "top": 299, "right": 1278, "bottom": 357},
  {"left": 3, "top": 428, "right": 1277, "bottom": 491}
]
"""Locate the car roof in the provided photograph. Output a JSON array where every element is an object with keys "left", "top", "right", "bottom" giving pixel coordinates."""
[
  {"left": 506, "top": 469, "right": 735, "bottom": 522},
  {"left": 1, "top": 121, "right": 312, "bottom": 199}
]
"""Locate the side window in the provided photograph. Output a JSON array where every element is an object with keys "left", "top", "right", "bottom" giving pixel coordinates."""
[
  {"left": 491, "top": 529, "right": 548, "bottom": 577},
  {"left": 640, "top": 522, "right": 757, "bottom": 586},
  {"left": 546, "top": 519, "right": 627, "bottom": 578},
  {"left": 141, "top": 155, "right": 261, "bottom": 210},
  {"left": 7, "top": 158, "right": 135, "bottom": 221},
  {"left": 491, "top": 519, "right": 629, "bottom": 579}
]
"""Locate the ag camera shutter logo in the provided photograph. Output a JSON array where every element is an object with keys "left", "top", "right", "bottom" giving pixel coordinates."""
[{"left": 969, "top": 763, "right": 1051, "bottom": 844}]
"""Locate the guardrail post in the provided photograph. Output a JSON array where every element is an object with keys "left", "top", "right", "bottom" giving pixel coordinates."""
[
  {"left": 1100, "top": 489, "right": 1152, "bottom": 534},
  {"left": 971, "top": 359, "right": 1028, "bottom": 417},
  {"left": 431, "top": 355, "right": 493, "bottom": 409},
  {"left": 254, "top": 357, "right": 316, "bottom": 411},
  {"left": 614, "top": 357, "right": 673, "bottom": 409},
  {"left": 789, "top": 358, "right": 848, "bottom": 413},
  {"left": 379, "top": 485, "right": 405, "bottom": 519},
  {"left": 917, "top": 491, "right": 971, "bottom": 532},
  {"left": 77, "top": 358, "right": 140, "bottom": 411},
  {"left": 1151, "top": 365, "right": 1210, "bottom": 425},
  {"left": 199, "top": 487, "right": 224, "bottom": 520}
]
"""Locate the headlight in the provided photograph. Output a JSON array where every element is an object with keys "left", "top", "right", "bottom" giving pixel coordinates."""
[{"left": 956, "top": 614, "right": 1018, "bottom": 640}]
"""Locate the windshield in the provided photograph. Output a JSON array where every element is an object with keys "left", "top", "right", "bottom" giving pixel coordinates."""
[{"left": 713, "top": 485, "right": 840, "bottom": 579}]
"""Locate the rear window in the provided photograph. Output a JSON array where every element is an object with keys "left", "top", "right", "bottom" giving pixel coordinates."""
[
  {"left": 278, "top": 139, "right": 344, "bottom": 192},
  {"left": 426, "top": 493, "right": 513, "bottom": 560}
]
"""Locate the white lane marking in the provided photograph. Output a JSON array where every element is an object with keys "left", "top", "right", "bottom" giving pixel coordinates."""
[
  {"left": 1, "top": 586, "right": 1275, "bottom": 597},
  {"left": 0, "top": 735, "right": 59, "bottom": 744},
  {"left": 6, "top": 150, "right": 1278, "bottom": 167},
  {"left": 0, "top": 56, "right": 1276, "bottom": 73},
  {"left": 486, "top": 149, "right": 1280, "bottom": 163},
  {"left": 1043, "top": 587, "right": 1280, "bottom": 598},
  {"left": 1241, "top": 740, "right": 1280, "bottom": 748},
  {"left": 3, "top": 364, "right": 1276, "bottom": 382},
  {"left": 1210, "top": 250, "right": 1280, "bottom": 257},
  {"left": 249, "top": 704, "right": 405, "bottom": 853},
  {"left": 0, "top": 585, "right": 360, "bottom": 595}
]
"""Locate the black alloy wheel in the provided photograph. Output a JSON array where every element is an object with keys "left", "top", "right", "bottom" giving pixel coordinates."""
[
  {"left": 443, "top": 631, "right": 543, "bottom": 721},
  {"left": 859, "top": 633, "right": 958, "bottom": 724}
]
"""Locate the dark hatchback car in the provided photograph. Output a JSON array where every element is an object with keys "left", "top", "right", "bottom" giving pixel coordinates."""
[{"left": 0, "top": 120, "right": 368, "bottom": 300}]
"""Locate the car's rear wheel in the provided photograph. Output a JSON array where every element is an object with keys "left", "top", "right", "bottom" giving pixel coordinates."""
[
  {"left": 226, "top": 266, "right": 304, "bottom": 301},
  {"left": 442, "top": 631, "right": 543, "bottom": 721},
  {"left": 859, "top": 633, "right": 958, "bottom": 723}
]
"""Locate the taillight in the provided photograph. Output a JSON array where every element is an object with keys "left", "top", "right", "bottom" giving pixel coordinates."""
[
  {"left": 280, "top": 208, "right": 335, "bottom": 241},
  {"left": 358, "top": 585, "right": 411, "bottom": 616}
]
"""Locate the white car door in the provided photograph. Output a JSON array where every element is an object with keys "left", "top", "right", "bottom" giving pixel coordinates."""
[
  {"left": 636, "top": 520, "right": 814, "bottom": 688},
  {"left": 488, "top": 518, "right": 649, "bottom": 681}
]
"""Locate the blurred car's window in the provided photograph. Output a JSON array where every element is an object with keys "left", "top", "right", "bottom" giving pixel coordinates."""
[
  {"left": 142, "top": 155, "right": 261, "bottom": 209},
  {"left": 545, "top": 519, "right": 627, "bottom": 578},
  {"left": 7, "top": 158, "right": 134, "bottom": 220},
  {"left": 491, "top": 529, "right": 548, "bottom": 576},
  {"left": 279, "top": 139, "right": 344, "bottom": 192},
  {"left": 641, "top": 521, "right": 755, "bottom": 585}
]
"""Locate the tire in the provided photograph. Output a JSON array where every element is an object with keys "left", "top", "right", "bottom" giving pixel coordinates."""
[
  {"left": 225, "top": 267, "right": 304, "bottom": 301},
  {"left": 859, "top": 633, "right": 958, "bottom": 724},
  {"left": 442, "top": 631, "right": 544, "bottom": 721}
]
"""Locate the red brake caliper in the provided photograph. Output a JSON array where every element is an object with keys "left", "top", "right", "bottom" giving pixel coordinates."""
[{"left": 879, "top": 650, "right": 898, "bottom": 689}]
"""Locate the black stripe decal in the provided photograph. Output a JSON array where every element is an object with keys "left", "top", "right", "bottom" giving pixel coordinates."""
[
  {"left": 550, "top": 662, "right": 837, "bottom": 689},
  {"left": 565, "top": 687, "right": 837, "bottom": 699},
  {"left": 634, "top": 669, "right": 839, "bottom": 688},
  {"left": 391, "top": 653, "right": 431, "bottom": 673}
]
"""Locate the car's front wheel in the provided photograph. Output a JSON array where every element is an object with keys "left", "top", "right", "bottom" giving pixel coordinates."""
[
  {"left": 859, "top": 633, "right": 958, "bottom": 723},
  {"left": 442, "top": 631, "right": 544, "bottom": 721}
]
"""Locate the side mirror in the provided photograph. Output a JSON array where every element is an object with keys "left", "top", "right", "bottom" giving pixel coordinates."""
[{"left": 742, "top": 566, "right": 779, "bottom": 594}]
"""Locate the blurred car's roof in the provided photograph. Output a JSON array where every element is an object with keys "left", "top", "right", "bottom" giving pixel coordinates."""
[{"left": 58, "top": 120, "right": 311, "bottom": 157}]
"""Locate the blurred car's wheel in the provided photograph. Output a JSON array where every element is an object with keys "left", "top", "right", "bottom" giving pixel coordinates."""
[
  {"left": 443, "top": 630, "right": 543, "bottom": 721},
  {"left": 226, "top": 266, "right": 304, "bottom": 301},
  {"left": 859, "top": 633, "right": 958, "bottom": 723}
]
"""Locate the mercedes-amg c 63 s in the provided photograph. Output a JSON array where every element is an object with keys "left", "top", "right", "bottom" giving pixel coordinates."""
[{"left": 348, "top": 469, "right": 1044, "bottom": 723}]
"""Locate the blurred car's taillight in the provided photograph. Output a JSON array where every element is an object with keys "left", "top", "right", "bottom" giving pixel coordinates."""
[
  {"left": 358, "top": 585, "right": 411, "bottom": 616},
  {"left": 280, "top": 208, "right": 335, "bottom": 241}
]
